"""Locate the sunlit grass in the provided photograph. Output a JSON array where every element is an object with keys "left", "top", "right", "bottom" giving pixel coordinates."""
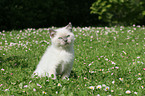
[{"left": 0, "top": 25, "right": 145, "bottom": 95}]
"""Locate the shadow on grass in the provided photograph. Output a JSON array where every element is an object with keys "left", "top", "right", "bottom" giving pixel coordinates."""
[
  {"left": 1, "top": 55, "right": 28, "bottom": 68},
  {"left": 1, "top": 56, "right": 78, "bottom": 79},
  {"left": 0, "top": 56, "right": 3, "bottom": 66},
  {"left": 70, "top": 70, "right": 78, "bottom": 79}
]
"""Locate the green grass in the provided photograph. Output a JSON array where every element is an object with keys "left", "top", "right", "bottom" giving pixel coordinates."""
[{"left": 0, "top": 25, "right": 145, "bottom": 95}]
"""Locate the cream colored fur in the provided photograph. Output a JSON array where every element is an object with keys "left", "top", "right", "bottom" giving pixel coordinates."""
[{"left": 32, "top": 23, "right": 74, "bottom": 79}]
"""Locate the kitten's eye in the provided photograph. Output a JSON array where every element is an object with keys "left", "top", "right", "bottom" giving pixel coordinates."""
[
  {"left": 66, "top": 35, "right": 70, "bottom": 37},
  {"left": 58, "top": 37, "right": 63, "bottom": 39}
]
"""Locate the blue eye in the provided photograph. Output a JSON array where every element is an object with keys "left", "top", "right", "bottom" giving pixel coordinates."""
[{"left": 58, "top": 37, "right": 63, "bottom": 39}]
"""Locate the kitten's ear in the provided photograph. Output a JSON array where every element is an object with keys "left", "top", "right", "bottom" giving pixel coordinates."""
[
  {"left": 66, "top": 22, "right": 72, "bottom": 32},
  {"left": 49, "top": 29, "right": 56, "bottom": 38}
]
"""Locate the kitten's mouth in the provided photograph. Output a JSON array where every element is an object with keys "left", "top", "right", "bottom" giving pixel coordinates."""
[
  {"left": 59, "top": 42, "right": 70, "bottom": 47},
  {"left": 64, "top": 42, "right": 69, "bottom": 45}
]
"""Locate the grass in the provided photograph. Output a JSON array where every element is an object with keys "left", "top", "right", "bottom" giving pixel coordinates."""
[{"left": 0, "top": 25, "right": 145, "bottom": 95}]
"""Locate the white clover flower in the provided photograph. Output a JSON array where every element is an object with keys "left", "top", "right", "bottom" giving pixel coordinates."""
[
  {"left": 125, "top": 90, "right": 131, "bottom": 94},
  {"left": 96, "top": 85, "right": 102, "bottom": 89}
]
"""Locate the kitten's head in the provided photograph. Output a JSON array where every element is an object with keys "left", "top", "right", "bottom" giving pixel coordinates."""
[{"left": 49, "top": 23, "right": 74, "bottom": 48}]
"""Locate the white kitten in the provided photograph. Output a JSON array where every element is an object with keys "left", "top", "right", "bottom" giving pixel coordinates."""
[{"left": 32, "top": 23, "right": 74, "bottom": 79}]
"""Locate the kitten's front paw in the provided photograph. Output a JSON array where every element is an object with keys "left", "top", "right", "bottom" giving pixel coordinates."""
[
  {"left": 48, "top": 74, "right": 57, "bottom": 80},
  {"left": 32, "top": 72, "right": 38, "bottom": 78},
  {"left": 51, "top": 77, "right": 57, "bottom": 80},
  {"left": 62, "top": 76, "right": 69, "bottom": 80}
]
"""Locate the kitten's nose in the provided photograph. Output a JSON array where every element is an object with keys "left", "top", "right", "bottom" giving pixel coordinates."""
[
  {"left": 63, "top": 38, "right": 68, "bottom": 42},
  {"left": 64, "top": 39, "right": 67, "bottom": 42}
]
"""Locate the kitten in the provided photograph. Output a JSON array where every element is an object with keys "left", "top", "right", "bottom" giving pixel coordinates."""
[{"left": 32, "top": 23, "right": 74, "bottom": 79}]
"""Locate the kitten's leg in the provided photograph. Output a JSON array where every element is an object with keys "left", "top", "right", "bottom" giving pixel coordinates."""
[
  {"left": 62, "top": 66, "right": 72, "bottom": 79},
  {"left": 32, "top": 68, "right": 45, "bottom": 78},
  {"left": 47, "top": 69, "right": 57, "bottom": 80}
]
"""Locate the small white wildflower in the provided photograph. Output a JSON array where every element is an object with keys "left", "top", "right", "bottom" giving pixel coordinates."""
[
  {"left": 141, "top": 86, "right": 144, "bottom": 89},
  {"left": 112, "top": 81, "right": 115, "bottom": 84},
  {"left": 37, "top": 83, "right": 42, "bottom": 88},
  {"left": 5, "top": 89, "right": 9, "bottom": 91},
  {"left": 33, "top": 88, "right": 36, "bottom": 91},
  {"left": 137, "top": 61, "right": 140, "bottom": 63},
  {"left": 111, "top": 90, "right": 114, "bottom": 92},
  {"left": 88, "top": 64, "right": 91, "bottom": 66},
  {"left": 122, "top": 51, "right": 126, "bottom": 55},
  {"left": 1, "top": 68, "right": 4, "bottom": 71},
  {"left": 89, "top": 86, "right": 95, "bottom": 90},
  {"left": 111, "top": 62, "right": 116, "bottom": 64},
  {"left": 125, "top": 90, "right": 131, "bottom": 94},
  {"left": 104, "top": 86, "right": 110, "bottom": 91},
  {"left": 89, "top": 71, "right": 95, "bottom": 73},
  {"left": 24, "top": 85, "right": 28, "bottom": 88},
  {"left": 138, "top": 73, "right": 141, "bottom": 75},
  {"left": 138, "top": 78, "right": 141, "bottom": 80},
  {"left": 46, "top": 80, "right": 49, "bottom": 82},
  {"left": 57, "top": 83, "right": 62, "bottom": 87},
  {"left": 96, "top": 85, "right": 102, "bottom": 89},
  {"left": 115, "top": 66, "right": 119, "bottom": 69},
  {"left": 119, "top": 78, "right": 123, "bottom": 81},
  {"left": 42, "top": 91, "right": 47, "bottom": 94},
  {"left": 0, "top": 84, "right": 3, "bottom": 87},
  {"left": 29, "top": 80, "right": 32, "bottom": 83},
  {"left": 134, "top": 92, "right": 137, "bottom": 94},
  {"left": 102, "top": 84, "right": 106, "bottom": 87}
]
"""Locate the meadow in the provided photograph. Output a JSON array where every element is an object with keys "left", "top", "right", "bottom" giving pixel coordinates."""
[{"left": 0, "top": 25, "right": 145, "bottom": 96}]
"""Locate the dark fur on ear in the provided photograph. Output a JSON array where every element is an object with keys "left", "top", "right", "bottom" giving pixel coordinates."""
[
  {"left": 49, "top": 29, "right": 56, "bottom": 38},
  {"left": 66, "top": 22, "right": 72, "bottom": 32}
]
